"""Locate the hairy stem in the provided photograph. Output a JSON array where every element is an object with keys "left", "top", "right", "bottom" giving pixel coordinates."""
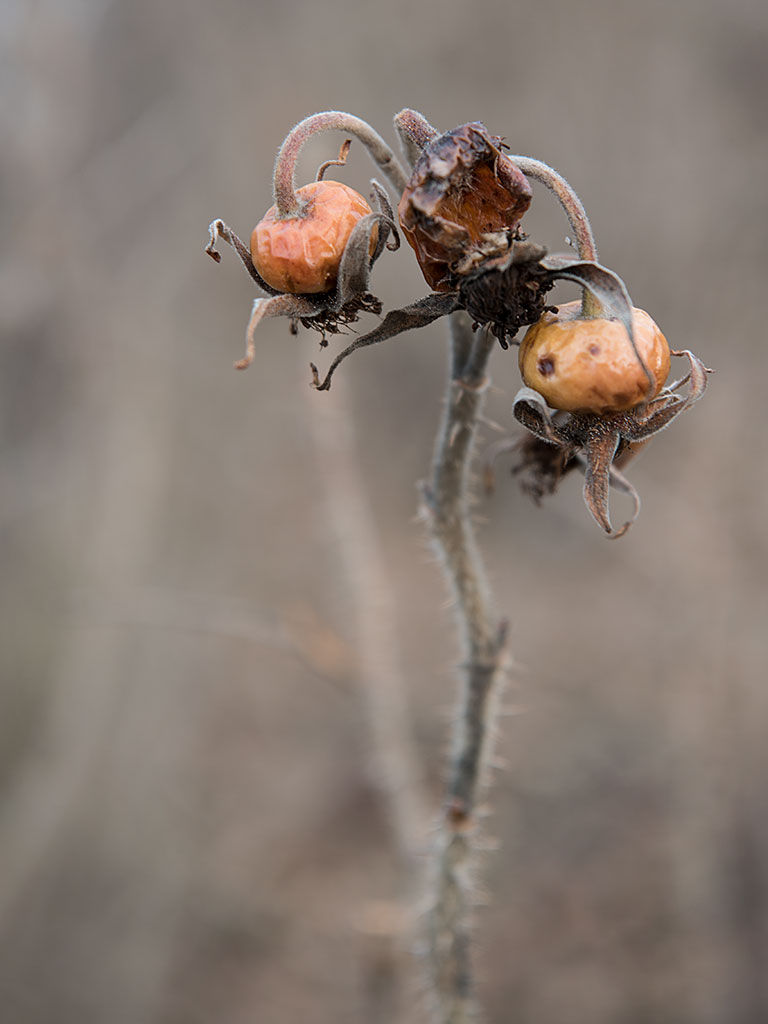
[
  {"left": 508, "top": 155, "right": 602, "bottom": 318},
  {"left": 273, "top": 111, "right": 408, "bottom": 217},
  {"left": 422, "top": 312, "right": 508, "bottom": 1023},
  {"left": 394, "top": 108, "right": 439, "bottom": 165}
]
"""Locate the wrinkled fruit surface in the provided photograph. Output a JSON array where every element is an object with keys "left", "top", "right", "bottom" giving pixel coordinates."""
[
  {"left": 519, "top": 300, "right": 671, "bottom": 413},
  {"left": 398, "top": 122, "right": 531, "bottom": 292},
  {"left": 252, "top": 181, "right": 373, "bottom": 294}
]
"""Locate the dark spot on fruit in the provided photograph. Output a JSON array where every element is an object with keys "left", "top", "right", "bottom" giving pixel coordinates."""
[
  {"left": 537, "top": 356, "right": 555, "bottom": 377},
  {"left": 589, "top": 344, "right": 600, "bottom": 356}
]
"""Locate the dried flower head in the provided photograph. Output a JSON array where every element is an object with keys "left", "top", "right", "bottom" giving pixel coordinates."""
[{"left": 397, "top": 120, "right": 532, "bottom": 292}]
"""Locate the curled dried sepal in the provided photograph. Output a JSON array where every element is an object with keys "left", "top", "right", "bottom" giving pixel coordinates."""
[
  {"left": 310, "top": 293, "right": 459, "bottom": 391},
  {"left": 582, "top": 454, "right": 641, "bottom": 540},
  {"left": 206, "top": 219, "right": 282, "bottom": 295},
  {"left": 511, "top": 387, "right": 568, "bottom": 446},
  {"left": 509, "top": 348, "right": 711, "bottom": 537},
  {"left": 457, "top": 241, "right": 554, "bottom": 348},
  {"left": 398, "top": 120, "right": 532, "bottom": 292},
  {"left": 580, "top": 423, "right": 636, "bottom": 538}
]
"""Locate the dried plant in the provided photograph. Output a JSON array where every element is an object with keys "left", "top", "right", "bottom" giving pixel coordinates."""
[{"left": 205, "top": 107, "right": 709, "bottom": 1023}]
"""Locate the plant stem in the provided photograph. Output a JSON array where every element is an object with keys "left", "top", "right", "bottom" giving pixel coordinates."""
[
  {"left": 394, "top": 108, "right": 439, "bottom": 166},
  {"left": 507, "top": 155, "right": 602, "bottom": 318},
  {"left": 422, "top": 311, "right": 509, "bottom": 1023},
  {"left": 273, "top": 112, "right": 408, "bottom": 217}
]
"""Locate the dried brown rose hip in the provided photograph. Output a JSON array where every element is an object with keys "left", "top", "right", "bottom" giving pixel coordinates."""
[
  {"left": 518, "top": 300, "right": 671, "bottom": 413},
  {"left": 251, "top": 180, "right": 375, "bottom": 294},
  {"left": 397, "top": 122, "right": 532, "bottom": 292}
]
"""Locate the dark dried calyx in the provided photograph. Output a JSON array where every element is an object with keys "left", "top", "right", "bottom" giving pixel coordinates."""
[{"left": 457, "top": 241, "right": 556, "bottom": 348}]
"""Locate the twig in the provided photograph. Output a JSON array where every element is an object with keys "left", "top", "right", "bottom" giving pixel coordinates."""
[{"left": 421, "top": 311, "right": 509, "bottom": 1023}]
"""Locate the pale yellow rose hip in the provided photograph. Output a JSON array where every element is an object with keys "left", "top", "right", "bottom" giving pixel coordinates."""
[{"left": 518, "top": 300, "right": 671, "bottom": 414}]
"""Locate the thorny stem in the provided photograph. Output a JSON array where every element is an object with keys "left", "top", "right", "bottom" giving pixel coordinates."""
[
  {"left": 273, "top": 111, "right": 409, "bottom": 218},
  {"left": 507, "top": 155, "right": 602, "bottom": 319},
  {"left": 422, "top": 311, "right": 508, "bottom": 1023}
]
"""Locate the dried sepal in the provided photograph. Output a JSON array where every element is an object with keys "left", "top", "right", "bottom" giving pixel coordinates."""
[
  {"left": 310, "top": 293, "right": 459, "bottom": 391},
  {"left": 668, "top": 348, "right": 710, "bottom": 405},
  {"left": 458, "top": 242, "right": 555, "bottom": 348},
  {"left": 601, "top": 460, "right": 641, "bottom": 538},
  {"left": 511, "top": 387, "right": 565, "bottom": 445},
  {"left": 207, "top": 219, "right": 282, "bottom": 295},
  {"left": 336, "top": 214, "right": 389, "bottom": 306},
  {"left": 581, "top": 424, "right": 629, "bottom": 537},
  {"left": 398, "top": 121, "right": 532, "bottom": 292},
  {"left": 239, "top": 294, "right": 318, "bottom": 369}
]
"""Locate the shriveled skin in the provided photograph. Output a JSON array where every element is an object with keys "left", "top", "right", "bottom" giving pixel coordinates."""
[
  {"left": 398, "top": 122, "right": 532, "bottom": 291},
  {"left": 251, "top": 181, "right": 374, "bottom": 294},
  {"left": 518, "top": 301, "right": 671, "bottom": 413}
]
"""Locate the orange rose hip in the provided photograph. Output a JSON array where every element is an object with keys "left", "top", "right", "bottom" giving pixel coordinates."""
[
  {"left": 251, "top": 180, "right": 374, "bottom": 294},
  {"left": 518, "top": 301, "right": 671, "bottom": 414}
]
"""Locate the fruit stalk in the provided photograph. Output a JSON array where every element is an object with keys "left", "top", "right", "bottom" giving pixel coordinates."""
[
  {"left": 273, "top": 111, "right": 408, "bottom": 217},
  {"left": 506, "top": 155, "right": 602, "bottom": 318}
]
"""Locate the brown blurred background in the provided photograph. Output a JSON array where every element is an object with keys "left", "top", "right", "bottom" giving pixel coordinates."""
[{"left": 1, "top": 1, "right": 767, "bottom": 1022}]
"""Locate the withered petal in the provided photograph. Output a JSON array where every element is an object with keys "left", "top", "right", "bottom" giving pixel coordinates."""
[{"left": 399, "top": 122, "right": 532, "bottom": 292}]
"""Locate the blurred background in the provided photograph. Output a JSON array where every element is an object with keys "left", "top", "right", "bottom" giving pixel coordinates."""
[{"left": 1, "top": 1, "right": 767, "bottom": 1021}]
